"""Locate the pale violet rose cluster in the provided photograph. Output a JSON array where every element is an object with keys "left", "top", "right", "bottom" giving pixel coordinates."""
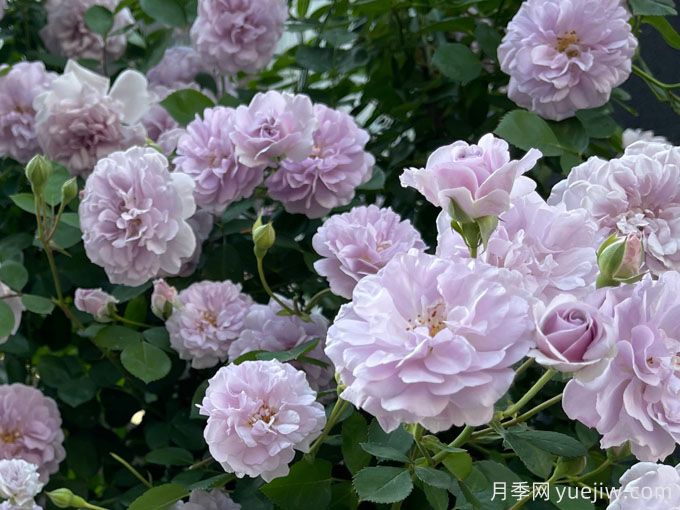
[
  {"left": 0, "top": 459, "right": 43, "bottom": 509},
  {"left": 498, "top": 0, "right": 637, "bottom": 121},
  {"left": 190, "top": 0, "right": 288, "bottom": 75},
  {"left": 34, "top": 61, "right": 151, "bottom": 178},
  {"left": 41, "top": 0, "right": 133, "bottom": 60},
  {"left": 166, "top": 280, "right": 252, "bottom": 369},
  {"left": 0, "top": 62, "right": 55, "bottom": 164},
  {"left": 200, "top": 360, "right": 326, "bottom": 482},
  {"left": 622, "top": 129, "right": 668, "bottom": 149},
  {"left": 436, "top": 193, "right": 600, "bottom": 301},
  {"left": 228, "top": 298, "right": 333, "bottom": 391},
  {"left": 0, "top": 281, "right": 24, "bottom": 345},
  {"left": 550, "top": 141, "right": 680, "bottom": 274},
  {"left": 171, "top": 489, "right": 240, "bottom": 510},
  {"left": 74, "top": 288, "right": 118, "bottom": 322},
  {"left": 147, "top": 46, "right": 209, "bottom": 91},
  {"left": 79, "top": 147, "right": 197, "bottom": 286},
  {"left": 313, "top": 205, "right": 426, "bottom": 299},
  {"left": 401, "top": 133, "right": 541, "bottom": 220},
  {"left": 607, "top": 462, "right": 680, "bottom": 509},
  {"left": 326, "top": 250, "right": 534, "bottom": 432},
  {"left": 563, "top": 272, "right": 680, "bottom": 462},
  {"left": 0, "top": 384, "right": 65, "bottom": 482}
]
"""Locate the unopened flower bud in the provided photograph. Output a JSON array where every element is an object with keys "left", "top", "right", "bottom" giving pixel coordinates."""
[
  {"left": 252, "top": 216, "right": 276, "bottom": 259},
  {"left": 597, "top": 233, "right": 644, "bottom": 287},
  {"left": 61, "top": 177, "right": 79, "bottom": 205},
  {"left": 151, "top": 279, "right": 179, "bottom": 320},
  {"left": 46, "top": 488, "right": 88, "bottom": 508},
  {"left": 25, "top": 155, "right": 53, "bottom": 193},
  {"left": 74, "top": 288, "right": 118, "bottom": 322}
]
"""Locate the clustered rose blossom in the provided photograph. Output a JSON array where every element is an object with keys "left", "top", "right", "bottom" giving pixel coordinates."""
[
  {"left": 0, "top": 384, "right": 65, "bottom": 482},
  {"left": 231, "top": 91, "right": 315, "bottom": 167},
  {"left": 178, "top": 210, "right": 214, "bottom": 277},
  {"left": 40, "top": 0, "right": 133, "bottom": 60},
  {"left": 166, "top": 280, "right": 252, "bottom": 369},
  {"left": 228, "top": 298, "right": 333, "bottom": 391},
  {"left": 437, "top": 193, "right": 600, "bottom": 300},
  {"left": 622, "top": 129, "right": 668, "bottom": 149},
  {"left": 564, "top": 273, "right": 680, "bottom": 462},
  {"left": 74, "top": 288, "right": 118, "bottom": 322},
  {"left": 34, "top": 60, "right": 150, "bottom": 177},
  {"left": 266, "top": 104, "right": 374, "bottom": 218},
  {"left": 151, "top": 279, "right": 179, "bottom": 320},
  {"left": 0, "top": 281, "right": 23, "bottom": 345},
  {"left": 172, "top": 490, "right": 240, "bottom": 510},
  {"left": 0, "top": 459, "right": 43, "bottom": 509},
  {"left": 401, "top": 134, "right": 541, "bottom": 219},
  {"left": 0, "top": 62, "right": 55, "bottom": 163},
  {"left": 147, "top": 47, "right": 208, "bottom": 90},
  {"left": 190, "top": 0, "right": 288, "bottom": 75},
  {"left": 497, "top": 0, "right": 637, "bottom": 121},
  {"left": 200, "top": 360, "right": 326, "bottom": 481},
  {"left": 531, "top": 292, "right": 615, "bottom": 379},
  {"left": 141, "top": 94, "right": 184, "bottom": 156},
  {"left": 175, "top": 107, "right": 266, "bottom": 214},
  {"left": 79, "top": 146, "right": 197, "bottom": 286},
  {"left": 607, "top": 462, "right": 680, "bottom": 509},
  {"left": 550, "top": 141, "right": 680, "bottom": 274},
  {"left": 326, "top": 250, "right": 534, "bottom": 432},
  {"left": 312, "top": 205, "right": 426, "bottom": 298}
]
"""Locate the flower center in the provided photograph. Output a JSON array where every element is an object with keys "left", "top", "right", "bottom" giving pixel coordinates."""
[
  {"left": 406, "top": 302, "right": 446, "bottom": 337},
  {"left": 556, "top": 31, "right": 581, "bottom": 57},
  {"left": 248, "top": 404, "right": 277, "bottom": 426},
  {"left": 201, "top": 310, "right": 217, "bottom": 328},
  {"left": 0, "top": 429, "right": 21, "bottom": 444}
]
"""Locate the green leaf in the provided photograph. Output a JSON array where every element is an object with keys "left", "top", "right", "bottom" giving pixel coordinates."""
[
  {"left": 44, "top": 165, "right": 71, "bottom": 206},
  {"left": 475, "top": 23, "right": 501, "bottom": 59},
  {"left": 0, "top": 301, "right": 16, "bottom": 339},
  {"left": 432, "top": 43, "right": 483, "bottom": 84},
  {"left": 9, "top": 193, "right": 35, "bottom": 214},
  {"left": 643, "top": 16, "right": 680, "bottom": 49},
  {"left": 441, "top": 451, "right": 473, "bottom": 480},
  {"left": 146, "top": 447, "right": 193, "bottom": 466},
  {"left": 359, "top": 443, "right": 410, "bottom": 463},
  {"left": 261, "top": 459, "right": 332, "bottom": 510},
  {"left": 121, "top": 342, "right": 171, "bottom": 384},
  {"left": 0, "top": 261, "right": 28, "bottom": 291},
  {"left": 297, "top": 0, "right": 311, "bottom": 17},
  {"left": 21, "top": 294, "right": 55, "bottom": 315},
  {"left": 504, "top": 428, "right": 587, "bottom": 457},
  {"left": 353, "top": 466, "right": 413, "bottom": 504},
  {"left": 474, "top": 460, "right": 523, "bottom": 485},
  {"left": 140, "top": 0, "right": 187, "bottom": 27},
  {"left": 357, "top": 166, "right": 386, "bottom": 191},
  {"left": 550, "top": 485, "right": 596, "bottom": 510},
  {"left": 551, "top": 118, "right": 589, "bottom": 154},
  {"left": 367, "top": 421, "right": 413, "bottom": 454},
  {"left": 59, "top": 212, "right": 80, "bottom": 229},
  {"left": 129, "top": 484, "right": 189, "bottom": 510},
  {"left": 94, "top": 325, "right": 143, "bottom": 351},
  {"left": 414, "top": 466, "right": 455, "bottom": 490},
  {"left": 58, "top": 377, "right": 97, "bottom": 407},
  {"left": 422, "top": 485, "right": 449, "bottom": 510},
  {"left": 495, "top": 110, "right": 562, "bottom": 156},
  {"left": 160, "top": 89, "right": 215, "bottom": 126},
  {"left": 296, "top": 46, "right": 335, "bottom": 73},
  {"left": 575, "top": 109, "right": 618, "bottom": 139},
  {"left": 84, "top": 5, "right": 114, "bottom": 36},
  {"left": 342, "top": 412, "right": 371, "bottom": 474},
  {"left": 500, "top": 430, "right": 554, "bottom": 478},
  {"left": 629, "top": 0, "right": 676, "bottom": 16}
]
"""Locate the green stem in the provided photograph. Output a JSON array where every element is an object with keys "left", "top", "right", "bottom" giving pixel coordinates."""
[
  {"left": 304, "top": 288, "right": 333, "bottom": 313},
  {"left": 569, "top": 457, "right": 614, "bottom": 484},
  {"left": 500, "top": 369, "right": 556, "bottom": 419},
  {"left": 472, "top": 393, "right": 563, "bottom": 438},
  {"left": 256, "top": 256, "right": 308, "bottom": 319},
  {"left": 110, "top": 452, "right": 152, "bottom": 489},
  {"left": 307, "top": 397, "right": 350, "bottom": 459},
  {"left": 112, "top": 313, "right": 153, "bottom": 329},
  {"left": 514, "top": 358, "right": 534, "bottom": 378},
  {"left": 411, "top": 424, "right": 433, "bottom": 465},
  {"left": 633, "top": 64, "right": 680, "bottom": 89},
  {"left": 432, "top": 425, "right": 473, "bottom": 463}
]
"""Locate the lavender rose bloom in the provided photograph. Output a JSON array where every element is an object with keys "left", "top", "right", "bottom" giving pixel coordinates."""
[
  {"left": 40, "top": 0, "right": 133, "bottom": 60},
  {"left": 147, "top": 47, "right": 209, "bottom": 90},
  {"left": 550, "top": 141, "right": 680, "bottom": 274},
  {"left": 142, "top": 88, "right": 184, "bottom": 157},
  {"left": 326, "top": 250, "right": 534, "bottom": 433},
  {"left": 401, "top": 134, "right": 541, "bottom": 219},
  {"left": 151, "top": 279, "right": 179, "bottom": 320},
  {"left": 34, "top": 60, "right": 150, "bottom": 177},
  {"left": 312, "top": 205, "right": 426, "bottom": 298},
  {"left": 564, "top": 273, "right": 680, "bottom": 462},
  {"left": 190, "top": 0, "right": 288, "bottom": 75},
  {"left": 266, "top": 104, "right": 375, "bottom": 218},
  {"left": 0, "top": 62, "right": 55, "bottom": 163},
  {"left": 0, "top": 459, "right": 43, "bottom": 508},
  {"left": 437, "top": 193, "right": 600, "bottom": 301},
  {"left": 497, "top": 0, "right": 637, "bottom": 121},
  {"left": 79, "top": 147, "right": 197, "bottom": 286},
  {"left": 231, "top": 91, "right": 315, "bottom": 167},
  {"left": 0, "top": 281, "right": 24, "bottom": 345},
  {"left": 172, "top": 490, "right": 240, "bottom": 510},
  {"left": 166, "top": 280, "right": 252, "bottom": 369},
  {"left": 531, "top": 293, "right": 616, "bottom": 379},
  {"left": 175, "top": 107, "right": 266, "bottom": 214},
  {"left": 228, "top": 298, "right": 333, "bottom": 391},
  {"left": 0, "top": 384, "right": 65, "bottom": 482},
  {"left": 607, "top": 462, "right": 680, "bottom": 509},
  {"left": 200, "top": 360, "right": 326, "bottom": 482},
  {"left": 622, "top": 129, "right": 668, "bottom": 149},
  {"left": 74, "top": 288, "right": 118, "bottom": 322}
]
